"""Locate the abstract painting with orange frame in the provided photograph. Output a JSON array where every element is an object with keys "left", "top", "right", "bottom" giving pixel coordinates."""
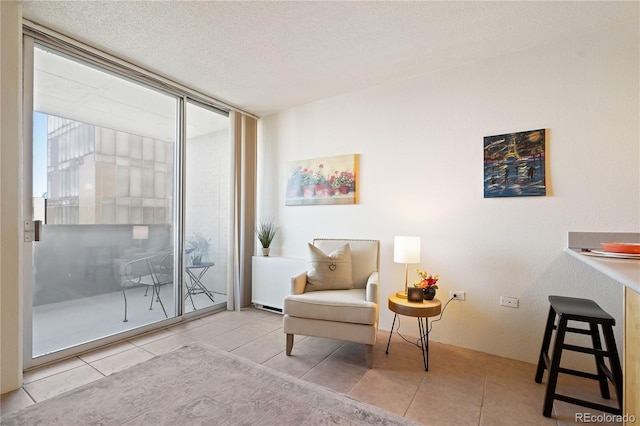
[
  {"left": 484, "top": 129, "right": 546, "bottom": 198},
  {"left": 285, "top": 154, "right": 358, "bottom": 206}
]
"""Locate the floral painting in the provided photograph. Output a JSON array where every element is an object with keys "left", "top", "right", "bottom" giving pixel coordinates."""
[
  {"left": 483, "top": 129, "right": 546, "bottom": 198},
  {"left": 285, "top": 154, "right": 358, "bottom": 206}
]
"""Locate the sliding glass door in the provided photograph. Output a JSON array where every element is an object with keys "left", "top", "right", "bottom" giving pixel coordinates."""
[
  {"left": 28, "top": 43, "right": 179, "bottom": 358},
  {"left": 24, "top": 30, "right": 236, "bottom": 366},
  {"left": 183, "top": 101, "right": 230, "bottom": 314}
]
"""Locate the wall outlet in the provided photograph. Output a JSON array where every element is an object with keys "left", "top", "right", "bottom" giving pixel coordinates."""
[
  {"left": 450, "top": 290, "right": 465, "bottom": 300},
  {"left": 500, "top": 296, "right": 519, "bottom": 308}
]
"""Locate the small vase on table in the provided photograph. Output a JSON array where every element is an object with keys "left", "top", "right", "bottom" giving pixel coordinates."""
[{"left": 423, "top": 287, "right": 436, "bottom": 301}]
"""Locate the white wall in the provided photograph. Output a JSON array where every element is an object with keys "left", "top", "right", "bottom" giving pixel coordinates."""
[{"left": 258, "top": 22, "right": 639, "bottom": 366}]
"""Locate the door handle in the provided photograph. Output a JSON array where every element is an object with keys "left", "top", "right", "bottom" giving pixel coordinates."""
[{"left": 34, "top": 220, "right": 42, "bottom": 242}]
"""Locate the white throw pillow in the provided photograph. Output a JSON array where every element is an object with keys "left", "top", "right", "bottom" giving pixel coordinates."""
[{"left": 306, "top": 243, "right": 354, "bottom": 292}]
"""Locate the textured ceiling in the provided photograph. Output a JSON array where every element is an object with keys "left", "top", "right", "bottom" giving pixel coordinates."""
[{"left": 21, "top": 1, "right": 639, "bottom": 117}]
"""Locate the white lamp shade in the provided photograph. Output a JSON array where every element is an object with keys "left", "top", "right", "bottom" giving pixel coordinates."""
[
  {"left": 394, "top": 236, "right": 420, "bottom": 264},
  {"left": 132, "top": 225, "right": 149, "bottom": 240}
]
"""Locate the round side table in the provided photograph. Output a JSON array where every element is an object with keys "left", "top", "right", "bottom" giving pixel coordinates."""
[{"left": 386, "top": 295, "right": 442, "bottom": 371}]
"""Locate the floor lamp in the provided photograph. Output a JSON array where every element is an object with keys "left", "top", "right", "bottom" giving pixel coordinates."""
[{"left": 394, "top": 236, "right": 421, "bottom": 299}]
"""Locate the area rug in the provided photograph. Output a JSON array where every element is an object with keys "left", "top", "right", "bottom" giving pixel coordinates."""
[{"left": 3, "top": 342, "right": 417, "bottom": 425}]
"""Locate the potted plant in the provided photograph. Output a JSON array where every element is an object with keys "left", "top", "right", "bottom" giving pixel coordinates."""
[
  {"left": 186, "top": 232, "right": 211, "bottom": 265},
  {"left": 287, "top": 166, "right": 304, "bottom": 198},
  {"left": 332, "top": 171, "right": 355, "bottom": 194},
  {"left": 256, "top": 218, "right": 279, "bottom": 256},
  {"left": 314, "top": 164, "right": 327, "bottom": 197},
  {"left": 302, "top": 168, "right": 315, "bottom": 198}
]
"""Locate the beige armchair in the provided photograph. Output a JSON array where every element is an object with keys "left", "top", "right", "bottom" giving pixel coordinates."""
[{"left": 283, "top": 238, "right": 380, "bottom": 368}]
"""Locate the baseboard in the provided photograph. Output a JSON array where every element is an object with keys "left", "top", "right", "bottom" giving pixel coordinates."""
[{"left": 253, "top": 303, "right": 283, "bottom": 314}]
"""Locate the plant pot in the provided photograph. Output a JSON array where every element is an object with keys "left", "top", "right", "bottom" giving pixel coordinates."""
[
  {"left": 262, "top": 247, "right": 271, "bottom": 256},
  {"left": 287, "top": 184, "right": 303, "bottom": 198},
  {"left": 192, "top": 254, "right": 202, "bottom": 265},
  {"left": 303, "top": 185, "right": 315, "bottom": 198},
  {"left": 340, "top": 185, "right": 350, "bottom": 194},
  {"left": 315, "top": 185, "right": 326, "bottom": 197},
  {"left": 423, "top": 287, "right": 436, "bottom": 300}
]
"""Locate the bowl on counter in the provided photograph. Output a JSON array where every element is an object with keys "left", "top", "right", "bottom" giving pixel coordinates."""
[{"left": 600, "top": 242, "right": 640, "bottom": 254}]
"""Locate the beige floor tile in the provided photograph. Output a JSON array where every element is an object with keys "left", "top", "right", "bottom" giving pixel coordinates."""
[
  {"left": 554, "top": 401, "right": 622, "bottom": 426},
  {"left": 407, "top": 392, "right": 482, "bottom": 426},
  {"left": 435, "top": 342, "right": 491, "bottom": 369},
  {"left": 293, "top": 336, "right": 341, "bottom": 354},
  {"left": 262, "top": 351, "right": 323, "bottom": 378},
  {"left": 422, "top": 365, "right": 485, "bottom": 406},
  {"left": 276, "top": 336, "right": 344, "bottom": 369},
  {"left": 23, "top": 364, "right": 103, "bottom": 403},
  {"left": 231, "top": 328, "right": 285, "bottom": 363},
  {"left": 204, "top": 310, "right": 257, "bottom": 329},
  {"left": 348, "top": 353, "right": 423, "bottom": 417},
  {"left": 329, "top": 342, "right": 374, "bottom": 367},
  {"left": 482, "top": 377, "right": 555, "bottom": 426},
  {"left": 551, "top": 374, "right": 621, "bottom": 425},
  {"left": 481, "top": 405, "right": 560, "bottom": 426},
  {"left": 23, "top": 356, "right": 86, "bottom": 384},
  {"left": 89, "top": 347, "right": 155, "bottom": 376},
  {"left": 371, "top": 349, "right": 429, "bottom": 382},
  {"left": 6, "top": 307, "right": 569, "bottom": 425},
  {"left": 484, "top": 354, "right": 546, "bottom": 407},
  {"left": 302, "top": 352, "right": 370, "bottom": 394},
  {"left": 405, "top": 354, "right": 485, "bottom": 425},
  {"left": 179, "top": 318, "right": 244, "bottom": 342},
  {"left": 379, "top": 330, "right": 430, "bottom": 365},
  {"left": 238, "top": 307, "right": 281, "bottom": 318},
  {"left": 0, "top": 388, "right": 35, "bottom": 417},
  {"left": 486, "top": 353, "right": 537, "bottom": 382},
  {"left": 79, "top": 341, "right": 138, "bottom": 363},
  {"left": 139, "top": 333, "right": 196, "bottom": 356},
  {"left": 127, "top": 328, "right": 176, "bottom": 346},
  {"left": 262, "top": 336, "right": 343, "bottom": 379},
  {"left": 166, "top": 317, "right": 208, "bottom": 333},
  {"left": 203, "top": 321, "right": 282, "bottom": 352}
]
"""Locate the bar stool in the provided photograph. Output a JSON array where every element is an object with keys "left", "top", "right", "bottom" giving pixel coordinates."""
[{"left": 535, "top": 295, "right": 623, "bottom": 418}]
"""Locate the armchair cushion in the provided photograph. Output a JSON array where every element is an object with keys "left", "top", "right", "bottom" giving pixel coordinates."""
[
  {"left": 284, "top": 289, "right": 377, "bottom": 325},
  {"left": 305, "top": 243, "right": 353, "bottom": 292}
]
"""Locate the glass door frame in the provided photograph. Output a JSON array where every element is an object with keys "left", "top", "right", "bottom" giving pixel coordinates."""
[{"left": 21, "top": 32, "right": 231, "bottom": 369}]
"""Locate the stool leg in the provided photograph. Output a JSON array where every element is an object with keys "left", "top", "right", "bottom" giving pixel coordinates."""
[
  {"left": 543, "top": 316, "right": 568, "bottom": 418},
  {"left": 589, "top": 323, "right": 610, "bottom": 399},
  {"left": 602, "top": 325, "right": 623, "bottom": 413},
  {"left": 535, "top": 306, "right": 556, "bottom": 383}
]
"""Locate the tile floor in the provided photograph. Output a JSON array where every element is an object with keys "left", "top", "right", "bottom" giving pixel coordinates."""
[{"left": 1, "top": 308, "right": 622, "bottom": 425}]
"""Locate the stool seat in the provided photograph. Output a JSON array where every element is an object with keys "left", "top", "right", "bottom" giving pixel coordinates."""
[
  {"left": 535, "top": 295, "right": 623, "bottom": 418},
  {"left": 549, "top": 296, "right": 615, "bottom": 324}
]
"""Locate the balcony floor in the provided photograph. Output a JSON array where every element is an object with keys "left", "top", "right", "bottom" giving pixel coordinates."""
[{"left": 32, "top": 286, "right": 227, "bottom": 356}]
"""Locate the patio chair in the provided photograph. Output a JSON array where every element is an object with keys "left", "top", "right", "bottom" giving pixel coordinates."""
[{"left": 121, "top": 252, "right": 173, "bottom": 322}]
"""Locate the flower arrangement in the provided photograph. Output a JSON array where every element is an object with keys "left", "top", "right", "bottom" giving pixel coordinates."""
[
  {"left": 330, "top": 171, "right": 355, "bottom": 188},
  {"left": 314, "top": 164, "right": 327, "bottom": 185},
  {"left": 301, "top": 168, "right": 315, "bottom": 186},
  {"left": 287, "top": 167, "right": 304, "bottom": 186},
  {"left": 413, "top": 269, "right": 439, "bottom": 289}
]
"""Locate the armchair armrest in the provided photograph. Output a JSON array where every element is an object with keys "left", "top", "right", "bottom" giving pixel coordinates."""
[
  {"left": 291, "top": 271, "right": 308, "bottom": 295},
  {"left": 365, "top": 271, "right": 379, "bottom": 304}
]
